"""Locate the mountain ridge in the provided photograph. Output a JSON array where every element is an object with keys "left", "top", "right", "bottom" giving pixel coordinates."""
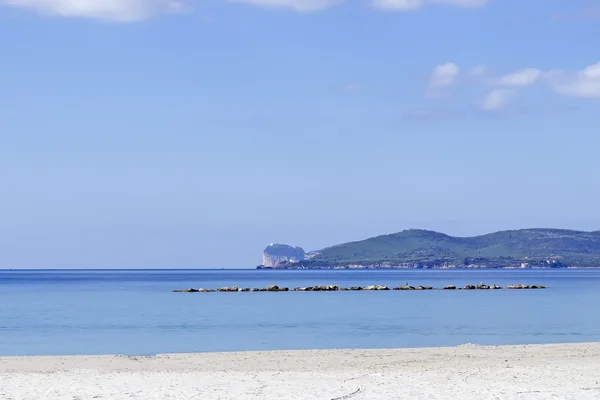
[{"left": 265, "top": 228, "right": 600, "bottom": 269}]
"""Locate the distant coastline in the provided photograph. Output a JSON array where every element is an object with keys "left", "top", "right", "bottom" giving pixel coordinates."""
[
  {"left": 259, "top": 228, "right": 600, "bottom": 269},
  {"left": 256, "top": 264, "right": 585, "bottom": 270}
]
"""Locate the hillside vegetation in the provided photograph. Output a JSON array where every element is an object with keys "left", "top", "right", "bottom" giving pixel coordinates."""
[{"left": 292, "top": 229, "right": 600, "bottom": 268}]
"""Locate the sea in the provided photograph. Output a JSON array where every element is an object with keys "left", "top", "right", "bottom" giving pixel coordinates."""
[{"left": 1, "top": 269, "right": 599, "bottom": 356}]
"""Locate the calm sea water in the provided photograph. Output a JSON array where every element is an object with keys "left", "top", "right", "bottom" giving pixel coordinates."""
[{"left": 1, "top": 269, "right": 599, "bottom": 356}]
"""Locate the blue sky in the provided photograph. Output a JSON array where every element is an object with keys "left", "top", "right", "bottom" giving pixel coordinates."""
[{"left": 1, "top": 0, "right": 599, "bottom": 268}]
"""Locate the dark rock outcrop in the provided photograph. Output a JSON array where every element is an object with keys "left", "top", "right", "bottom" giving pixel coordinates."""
[
  {"left": 314, "top": 285, "right": 338, "bottom": 291},
  {"left": 463, "top": 283, "right": 502, "bottom": 290},
  {"left": 506, "top": 284, "right": 548, "bottom": 289},
  {"left": 217, "top": 286, "right": 238, "bottom": 292},
  {"left": 172, "top": 288, "right": 199, "bottom": 293},
  {"left": 293, "top": 285, "right": 338, "bottom": 291},
  {"left": 363, "top": 285, "right": 390, "bottom": 290}
]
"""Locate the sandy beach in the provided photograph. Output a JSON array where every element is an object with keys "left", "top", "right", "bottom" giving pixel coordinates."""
[{"left": 1, "top": 343, "right": 599, "bottom": 399}]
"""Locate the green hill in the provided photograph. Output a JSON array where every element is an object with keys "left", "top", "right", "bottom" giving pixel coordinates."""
[{"left": 287, "top": 229, "right": 600, "bottom": 268}]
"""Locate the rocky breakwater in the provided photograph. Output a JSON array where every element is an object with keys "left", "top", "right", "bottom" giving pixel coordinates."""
[
  {"left": 295, "top": 285, "right": 393, "bottom": 291},
  {"left": 294, "top": 285, "right": 339, "bottom": 291},
  {"left": 442, "top": 283, "right": 548, "bottom": 290},
  {"left": 173, "top": 283, "right": 548, "bottom": 292},
  {"left": 393, "top": 285, "right": 433, "bottom": 290},
  {"left": 506, "top": 284, "right": 547, "bottom": 289},
  {"left": 173, "top": 285, "right": 290, "bottom": 293},
  {"left": 464, "top": 283, "right": 502, "bottom": 290},
  {"left": 173, "top": 288, "right": 216, "bottom": 293}
]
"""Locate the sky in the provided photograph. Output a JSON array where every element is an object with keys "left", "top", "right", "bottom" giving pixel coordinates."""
[{"left": 0, "top": 0, "right": 599, "bottom": 269}]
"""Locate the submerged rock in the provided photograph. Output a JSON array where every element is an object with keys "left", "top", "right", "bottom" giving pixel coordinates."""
[{"left": 172, "top": 288, "right": 198, "bottom": 293}]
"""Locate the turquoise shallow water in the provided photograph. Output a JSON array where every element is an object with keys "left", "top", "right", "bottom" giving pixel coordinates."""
[{"left": 1, "top": 269, "right": 599, "bottom": 356}]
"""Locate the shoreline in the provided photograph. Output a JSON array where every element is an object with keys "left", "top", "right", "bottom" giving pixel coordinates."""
[
  {"left": 3, "top": 267, "right": 600, "bottom": 271},
  {"left": 3, "top": 343, "right": 600, "bottom": 399},
  {"left": 256, "top": 266, "right": 599, "bottom": 270}
]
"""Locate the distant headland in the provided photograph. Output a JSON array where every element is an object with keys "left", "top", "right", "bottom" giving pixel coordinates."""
[{"left": 257, "top": 228, "right": 600, "bottom": 269}]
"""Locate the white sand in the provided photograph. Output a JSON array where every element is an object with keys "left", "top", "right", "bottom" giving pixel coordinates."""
[{"left": 1, "top": 343, "right": 599, "bottom": 399}]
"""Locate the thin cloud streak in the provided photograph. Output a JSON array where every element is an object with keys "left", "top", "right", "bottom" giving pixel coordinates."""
[{"left": 0, "top": 0, "right": 188, "bottom": 21}]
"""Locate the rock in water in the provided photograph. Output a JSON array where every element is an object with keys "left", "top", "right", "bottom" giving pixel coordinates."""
[
  {"left": 506, "top": 284, "right": 547, "bottom": 289},
  {"left": 363, "top": 285, "right": 390, "bottom": 291},
  {"left": 217, "top": 287, "right": 239, "bottom": 292},
  {"left": 393, "top": 285, "right": 415, "bottom": 290}
]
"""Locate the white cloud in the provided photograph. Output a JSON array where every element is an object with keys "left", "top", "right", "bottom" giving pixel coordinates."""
[
  {"left": 0, "top": 0, "right": 490, "bottom": 19},
  {"left": 549, "top": 62, "right": 600, "bottom": 98},
  {"left": 495, "top": 68, "right": 542, "bottom": 86},
  {"left": 480, "top": 89, "right": 516, "bottom": 111},
  {"left": 0, "top": 0, "right": 187, "bottom": 21},
  {"left": 373, "top": 0, "right": 423, "bottom": 10},
  {"left": 421, "top": 61, "right": 599, "bottom": 112},
  {"left": 435, "top": 0, "right": 488, "bottom": 6},
  {"left": 429, "top": 63, "right": 460, "bottom": 86},
  {"left": 373, "top": 0, "right": 488, "bottom": 11},
  {"left": 230, "top": 0, "right": 343, "bottom": 12},
  {"left": 426, "top": 62, "right": 459, "bottom": 98},
  {"left": 470, "top": 65, "right": 486, "bottom": 77}
]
